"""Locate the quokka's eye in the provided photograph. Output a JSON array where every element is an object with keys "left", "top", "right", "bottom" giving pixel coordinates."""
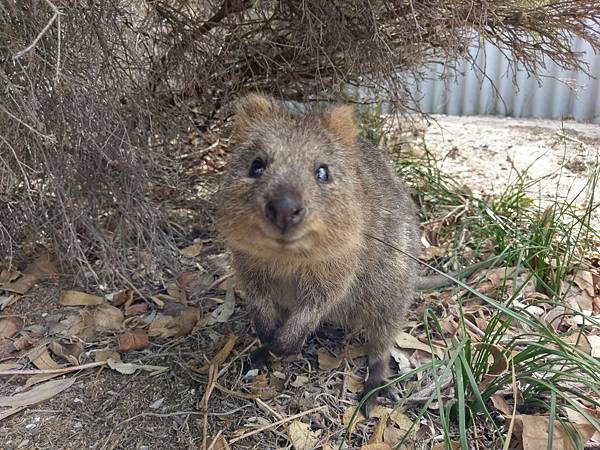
[
  {"left": 249, "top": 158, "right": 266, "bottom": 178},
  {"left": 315, "top": 164, "right": 330, "bottom": 183}
]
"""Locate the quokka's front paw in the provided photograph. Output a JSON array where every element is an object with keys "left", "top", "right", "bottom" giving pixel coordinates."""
[
  {"left": 359, "top": 379, "right": 401, "bottom": 417},
  {"left": 253, "top": 319, "right": 278, "bottom": 346},
  {"left": 269, "top": 331, "right": 305, "bottom": 357},
  {"left": 249, "top": 345, "right": 271, "bottom": 369}
]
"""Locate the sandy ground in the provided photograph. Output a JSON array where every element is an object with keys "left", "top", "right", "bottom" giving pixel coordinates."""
[{"left": 419, "top": 115, "right": 600, "bottom": 230}]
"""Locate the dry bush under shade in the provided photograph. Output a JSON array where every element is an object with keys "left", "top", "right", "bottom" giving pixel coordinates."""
[{"left": 1, "top": 0, "right": 599, "bottom": 285}]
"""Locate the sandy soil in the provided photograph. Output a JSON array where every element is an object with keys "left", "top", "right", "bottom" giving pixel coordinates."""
[{"left": 420, "top": 115, "right": 600, "bottom": 229}]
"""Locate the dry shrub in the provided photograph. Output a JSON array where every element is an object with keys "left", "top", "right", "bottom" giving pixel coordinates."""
[{"left": 1, "top": 0, "right": 599, "bottom": 285}]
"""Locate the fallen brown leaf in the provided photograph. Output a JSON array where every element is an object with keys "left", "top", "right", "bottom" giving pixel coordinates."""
[
  {"left": 0, "top": 317, "right": 22, "bottom": 339},
  {"left": 125, "top": 302, "right": 149, "bottom": 316},
  {"left": 106, "top": 358, "right": 168, "bottom": 376},
  {"left": 49, "top": 340, "right": 84, "bottom": 365},
  {"left": 108, "top": 289, "right": 134, "bottom": 307},
  {"left": 588, "top": 335, "right": 600, "bottom": 359},
  {"left": 0, "top": 268, "right": 20, "bottom": 284},
  {"left": 343, "top": 406, "right": 366, "bottom": 434},
  {"left": 211, "top": 436, "right": 231, "bottom": 450},
  {"left": 574, "top": 270, "right": 595, "bottom": 297},
  {"left": 94, "top": 304, "right": 124, "bottom": 331},
  {"left": 148, "top": 306, "right": 201, "bottom": 339},
  {"left": 317, "top": 350, "right": 342, "bottom": 370},
  {"left": 491, "top": 393, "right": 513, "bottom": 416},
  {"left": 287, "top": 420, "right": 320, "bottom": 450},
  {"left": 117, "top": 329, "right": 149, "bottom": 352},
  {"left": 0, "top": 253, "right": 58, "bottom": 295},
  {"left": 95, "top": 350, "right": 121, "bottom": 363},
  {"left": 28, "top": 345, "right": 61, "bottom": 370},
  {"left": 0, "top": 378, "right": 75, "bottom": 420},
  {"left": 66, "top": 310, "right": 96, "bottom": 342},
  {"left": 59, "top": 290, "right": 105, "bottom": 306},
  {"left": 395, "top": 332, "right": 441, "bottom": 357},
  {"left": 346, "top": 374, "right": 364, "bottom": 393},
  {"left": 513, "top": 415, "right": 596, "bottom": 450},
  {"left": 367, "top": 416, "right": 387, "bottom": 444}
]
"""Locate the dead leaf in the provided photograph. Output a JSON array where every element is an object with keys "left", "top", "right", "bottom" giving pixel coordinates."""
[
  {"left": 95, "top": 350, "right": 121, "bottom": 363},
  {"left": 25, "top": 373, "right": 63, "bottom": 388},
  {"left": 148, "top": 307, "right": 201, "bottom": 339},
  {"left": 513, "top": 415, "right": 596, "bottom": 450},
  {"left": 588, "top": 335, "right": 600, "bottom": 359},
  {"left": 207, "top": 288, "right": 235, "bottom": 325},
  {"left": 108, "top": 289, "right": 134, "bottom": 307},
  {"left": 211, "top": 436, "right": 231, "bottom": 450},
  {"left": 49, "top": 340, "right": 84, "bottom": 365},
  {"left": 94, "top": 304, "right": 124, "bottom": 330},
  {"left": 347, "top": 375, "right": 364, "bottom": 393},
  {"left": 117, "top": 329, "right": 149, "bottom": 352},
  {"left": 180, "top": 240, "right": 203, "bottom": 257},
  {"left": 482, "top": 266, "right": 519, "bottom": 286},
  {"left": 369, "top": 406, "right": 413, "bottom": 435},
  {"left": 343, "top": 406, "right": 365, "bottom": 434},
  {"left": 564, "top": 333, "right": 592, "bottom": 354},
  {"left": 0, "top": 253, "right": 58, "bottom": 295},
  {"left": 0, "top": 378, "right": 75, "bottom": 419},
  {"left": 125, "top": 302, "right": 148, "bottom": 316},
  {"left": 317, "top": 350, "right": 342, "bottom": 370},
  {"left": 0, "top": 317, "right": 22, "bottom": 339},
  {"left": 28, "top": 345, "right": 61, "bottom": 370},
  {"left": 106, "top": 358, "right": 168, "bottom": 376},
  {"left": 173, "top": 307, "right": 201, "bottom": 337},
  {"left": 346, "top": 344, "right": 369, "bottom": 359},
  {"left": 383, "top": 426, "right": 407, "bottom": 446},
  {"left": 59, "top": 290, "right": 104, "bottom": 306},
  {"left": 66, "top": 310, "right": 96, "bottom": 342},
  {"left": 491, "top": 394, "right": 512, "bottom": 415},
  {"left": 0, "top": 268, "right": 20, "bottom": 284},
  {"left": 287, "top": 420, "right": 319, "bottom": 450},
  {"left": 395, "top": 332, "right": 440, "bottom": 356},
  {"left": 574, "top": 270, "right": 595, "bottom": 297},
  {"left": 0, "top": 362, "right": 19, "bottom": 371},
  {"left": 367, "top": 416, "right": 386, "bottom": 444},
  {"left": 177, "top": 271, "right": 215, "bottom": 294}
]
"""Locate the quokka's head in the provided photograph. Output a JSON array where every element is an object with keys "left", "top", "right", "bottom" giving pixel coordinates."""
[{"left": 217, "top": 94, "right": 366, "bottom": 261}]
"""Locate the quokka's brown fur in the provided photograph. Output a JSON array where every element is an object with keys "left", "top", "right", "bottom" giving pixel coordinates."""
[{"left": 216, "top": 94, "right": 419, "bottom": 415}]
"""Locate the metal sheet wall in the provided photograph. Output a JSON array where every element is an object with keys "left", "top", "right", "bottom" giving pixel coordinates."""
[{"left": 407, "top": 37, "right": 600, "bottom": 123}]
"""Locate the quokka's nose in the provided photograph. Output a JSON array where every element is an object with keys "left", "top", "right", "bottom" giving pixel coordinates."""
[{"left": 265, "top": 192, "right": 305, "bottom": 232}]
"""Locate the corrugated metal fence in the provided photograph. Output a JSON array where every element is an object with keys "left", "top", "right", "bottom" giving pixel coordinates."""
[{"left": 407, "top": 37, "right": 600, "bottom": 123}]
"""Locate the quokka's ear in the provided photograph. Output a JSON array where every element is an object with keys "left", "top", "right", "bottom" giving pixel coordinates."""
[
  {"left": 321, "top": 105, "right": 358, "bottom": 147},
  {"left": 233, "top": 94, "right": 286, "bottom": 140}
]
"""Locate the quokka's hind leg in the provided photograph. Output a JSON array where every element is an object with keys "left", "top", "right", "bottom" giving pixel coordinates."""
[{"left": 360, "top": 329, "right": 400, "bottom": 417}]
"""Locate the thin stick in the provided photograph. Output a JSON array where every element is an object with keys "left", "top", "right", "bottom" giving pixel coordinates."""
[
  {"left": 206, "top": 430, "right": 223, "bottom": 450},
  {"left": 228, "top": 405, "right": 326, "bottom": 444},
  {"left": 255, "top": 398, "right": 284, "bottom": 421},
  {"left": 14, "top": 0, "right": 60, "bottom": 59},
  {"left": 0, "top": 361, "right": 106, "bottom": 376}
]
